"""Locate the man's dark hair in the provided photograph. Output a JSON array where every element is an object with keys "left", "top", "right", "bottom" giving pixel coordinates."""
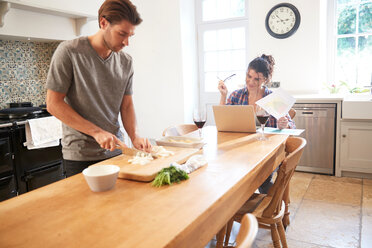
[{"left": 98, "top": 0, "right": 142, "bottom": 28}]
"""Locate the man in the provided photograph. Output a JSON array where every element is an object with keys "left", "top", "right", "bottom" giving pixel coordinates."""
[{"left": 46, "top": 0, "right": 151, "bottom": 177}]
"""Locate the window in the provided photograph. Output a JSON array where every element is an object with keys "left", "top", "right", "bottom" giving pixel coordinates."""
[
  {"left": 335, "top": 0, "right": 372, "bottom": 87},
  {"left": 197, "top": 0, "right": 249, "bottom": 93}
]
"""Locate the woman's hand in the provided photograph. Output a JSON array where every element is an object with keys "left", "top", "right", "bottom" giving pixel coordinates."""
[
  {"left": 132, "top": 137, "right": 152, "bottom": 153},
  {"left": 218, "top": 80, "right": 228, "bottom": 97},
  {"left": 277, "top": 116, "right": 289, "bottom": 130}
]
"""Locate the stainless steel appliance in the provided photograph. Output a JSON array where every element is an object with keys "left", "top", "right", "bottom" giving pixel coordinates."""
[{"left": 292, "top": 103, "right": 336, "bottom": 174}]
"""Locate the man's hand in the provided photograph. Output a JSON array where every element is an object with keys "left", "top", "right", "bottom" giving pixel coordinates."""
[
  {"left": 92, "top": 130, "right": 126, "bottom": 151},
  {"left": 277, "top": 116, "right": 289, "bottom": 130},
  {"left": 132, "top": 137, "right": 152, "bottom": 153}
]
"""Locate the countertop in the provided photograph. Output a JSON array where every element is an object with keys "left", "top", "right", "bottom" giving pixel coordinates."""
[{"left": 293, "top": 94, "right": 344, "bottom": 102}]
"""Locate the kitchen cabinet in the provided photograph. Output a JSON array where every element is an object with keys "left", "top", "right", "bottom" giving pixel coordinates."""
[
  {"left": 340, "top": 120, "right": 372, "bottom": 174},
  {"left": 0, "top": 0, "right": 102, "bottom": 40}
]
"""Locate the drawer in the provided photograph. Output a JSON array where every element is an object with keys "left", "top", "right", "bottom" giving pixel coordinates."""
[{"left": 0, "top": 175, "right": 17, "bottom": 202}]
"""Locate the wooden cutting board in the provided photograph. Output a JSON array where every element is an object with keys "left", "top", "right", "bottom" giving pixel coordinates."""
[{"left": 96, "top": 146, "right": 201, "bottom": 182}]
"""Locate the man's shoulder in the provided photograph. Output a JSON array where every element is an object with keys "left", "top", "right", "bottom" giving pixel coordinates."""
[
  {"left": 58, "top": 36, "right": 88, "bottom": 52},
  {"left": 116, "top": 50, "right": 133, "bottom": 62}
]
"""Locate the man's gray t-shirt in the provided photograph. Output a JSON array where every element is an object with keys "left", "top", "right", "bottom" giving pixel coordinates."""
[{"left": 46, "top": 36, "right": 133, "bottom": 161}]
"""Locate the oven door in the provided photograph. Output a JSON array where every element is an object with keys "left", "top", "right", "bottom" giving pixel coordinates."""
[
  {"left": 23, "top": 161, "right": 65, "bottom": 192},
  {"left": 0, "top": 130, "right": 14, "bottom": 175},
  {"left": 0, "top": 175, "right": 17, "bottom": 201}
]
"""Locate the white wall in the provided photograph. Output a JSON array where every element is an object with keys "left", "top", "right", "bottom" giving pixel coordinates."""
[
  {"left": 126, "top": 0, "right": 327, "bottom": 138},
  {"left": 126, "top": 0, "right": 198, "bottom": 139},
  {"left": 248, "top": 0, "right": 326, "bottom": 94}
]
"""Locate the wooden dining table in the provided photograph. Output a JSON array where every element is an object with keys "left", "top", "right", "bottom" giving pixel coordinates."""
[{"left": 0, "top": 126, "right": 288, "bottom": 248}]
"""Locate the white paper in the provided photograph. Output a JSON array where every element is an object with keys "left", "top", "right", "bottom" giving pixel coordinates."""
[
  {"left": 260, "top": 127, "right": 305, "bottom": 136},
  {"left": 255, "top": 88, "right": 296, "bottom": 119}
]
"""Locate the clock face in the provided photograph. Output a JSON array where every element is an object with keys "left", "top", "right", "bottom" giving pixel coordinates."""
[{"left": 265, "top": 3, "right": 301, "bottom": 39}]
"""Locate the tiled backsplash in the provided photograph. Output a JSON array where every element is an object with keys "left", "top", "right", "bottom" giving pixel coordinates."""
[{"left": 0, "top": 40, "right": 60, "bottom": 109}]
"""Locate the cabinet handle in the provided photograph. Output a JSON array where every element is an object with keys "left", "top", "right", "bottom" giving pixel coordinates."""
[{"left": 342, "top": 134, "right": 346, "bottom": 138}]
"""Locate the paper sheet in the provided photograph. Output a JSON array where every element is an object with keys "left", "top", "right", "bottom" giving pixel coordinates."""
[
  {"left": 259, "top": 127, "right": 305, "bottom": 136},
  {"left": 255, "top": 88, "right": 296, "bottom": 119}
]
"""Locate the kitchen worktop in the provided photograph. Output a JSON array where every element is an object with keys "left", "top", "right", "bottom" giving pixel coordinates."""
[
  {"left": 293, "top": 94, "right": 344, "bottom": 102},
  {"left": 0, "top": 127, "right": 287, "bottom": 248},
  {"left": 293, "top": 93, "right": 372, "bottom": 102}
]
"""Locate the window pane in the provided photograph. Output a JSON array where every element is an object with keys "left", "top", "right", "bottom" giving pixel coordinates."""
[
  {"left": 216, "top": 0, "right": 230, "bottom": 20},
  {"left": 218, "top": 51, "right": 232, "bottom": 71},
  {"left": 202, "top": 0, "right": 217, "bottom": 22},
  {"left": 204, "top": 72, "right": 218, "bottom": 92},
  {"left": 204, "top": 51, "right": 218, "bottom": 71},
  {"left": 231, "top": 0, "right": 245, "bottom": 17},
  {"left": 336, "top": 37, "right": 356, "bottom": 84},
  {"left": 217, "top": 29, "right": 231, "bottom": 50},
  {"left": 204, "top": 30, "right": 217, "bottom": 51},
  {"left": 337, "top": 0, "right": 357, "bottom": 4},
  {"left": 359, "top": 3, "right": 372, "bottom": 33},
  {"left": 357, "top": 35, "right": 372, "bottom": 84},
  {"left": 337, "top": 5, "right": 356, "bottom": 35},
  {"left": 201, "top": 26, "right": 246, "bottom": 92},
  {"left": 231, "top": 27, "right": 245, "bottom": 49},
  {"left": 202, "top": 0, "right": 245, "bottom": 22},
  {"left": 231, "top": 50, "right": 246, "bottom": 70}
]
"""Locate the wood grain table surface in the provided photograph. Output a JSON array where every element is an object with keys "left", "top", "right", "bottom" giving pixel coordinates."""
[{"left": 0, "top": 126, "right": 288, "bottom": 248}]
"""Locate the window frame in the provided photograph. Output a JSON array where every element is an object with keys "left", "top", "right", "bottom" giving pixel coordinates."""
[
  {"left": 196, "top": 0, "right": 250, "bottom": 101},
  {"left": 332, "top": 0, "right": 372, "bottom": 87}
]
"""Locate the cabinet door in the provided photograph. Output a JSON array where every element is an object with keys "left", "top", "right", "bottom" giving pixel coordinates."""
[{"left": 340, "top": 121, "right": 372, "bottom": 172}]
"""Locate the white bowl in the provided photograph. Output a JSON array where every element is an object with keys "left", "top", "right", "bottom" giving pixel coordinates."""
[{"left": 83, "top": 165, "right": 120, "bottom": 192}]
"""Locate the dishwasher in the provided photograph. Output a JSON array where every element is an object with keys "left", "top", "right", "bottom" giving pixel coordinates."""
[{"left": 292, "top": 103, "right": 336, "bottom": 175}]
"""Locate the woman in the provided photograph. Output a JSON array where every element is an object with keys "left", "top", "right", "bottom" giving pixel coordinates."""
[{"left": 218, "top": 54, "right": 295, "bottom": 193}]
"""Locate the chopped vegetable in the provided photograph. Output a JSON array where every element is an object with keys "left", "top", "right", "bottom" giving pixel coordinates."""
[{"left": 152, "top": 165, "right": 189, "bottom": 187}]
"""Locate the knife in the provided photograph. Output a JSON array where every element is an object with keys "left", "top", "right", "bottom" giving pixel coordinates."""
[{"left": 119, "top": 146, "right": 158, "bottom": 159}]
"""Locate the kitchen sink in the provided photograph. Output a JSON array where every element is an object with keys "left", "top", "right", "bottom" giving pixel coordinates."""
[{"left": 343, "top": 94, "right": 372, "bottom": 119}]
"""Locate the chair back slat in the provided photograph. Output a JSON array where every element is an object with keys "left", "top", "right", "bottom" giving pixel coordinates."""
[
  {"left": 236, "top": 214, "right": 258, "bottom": 248},
  {"left": 262, "top": 137, "right": 306, "bottom": 218}
]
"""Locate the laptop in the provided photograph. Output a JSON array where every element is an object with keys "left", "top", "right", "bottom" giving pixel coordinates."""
[{"left": 212, "top": 105, "right": 257, "bottom": 133}]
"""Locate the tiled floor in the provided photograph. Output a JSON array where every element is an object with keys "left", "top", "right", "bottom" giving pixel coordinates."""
[{"left": 206, "top": 172, "right": 372, "bottom": 248}]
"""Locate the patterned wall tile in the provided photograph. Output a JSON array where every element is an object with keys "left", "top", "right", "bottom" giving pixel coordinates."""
[{"left": 0, "top": 39, "right": 60, "bottom": 109}]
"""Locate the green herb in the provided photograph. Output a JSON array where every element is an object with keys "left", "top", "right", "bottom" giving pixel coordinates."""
[{"left": 152, "top": 165, "right": 189, "bottom": 187}]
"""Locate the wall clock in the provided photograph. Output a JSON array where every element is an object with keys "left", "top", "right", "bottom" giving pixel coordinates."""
[{"left": 265, "top": 3, "right": 301, "bottom": 39}]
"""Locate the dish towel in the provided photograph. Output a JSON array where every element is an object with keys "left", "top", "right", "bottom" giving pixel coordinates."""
[{"left": 24, "top": 116, "right": 62, "bottom": 150}]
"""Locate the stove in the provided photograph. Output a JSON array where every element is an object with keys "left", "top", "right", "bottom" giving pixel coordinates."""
[
  {"left": 0, "top": 102, "right": 48, "bottom": 123},
  {"left": 0, "top": 102, "right": 64, "bottom": 201}
]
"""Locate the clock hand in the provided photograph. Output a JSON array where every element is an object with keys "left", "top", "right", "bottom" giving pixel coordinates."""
[{"left": 275, "top": 14, "right": 284, "bottom": 23}]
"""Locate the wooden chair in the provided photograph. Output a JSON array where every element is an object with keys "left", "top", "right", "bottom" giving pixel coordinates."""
[
  {"left": 162, "top": 124, "right": 198, "bottom": 136},
  {"left": 283, "top": 107, "right": 296, "bottom": 228},
  {"left": 288, "top": 108, "right": 296, "bottom": 119},
  {"left": 222, "top": 214, "right": 258, "bottom": 248},
  {"left": 222, "top": 137, "right": 306, "bottom": 248}
]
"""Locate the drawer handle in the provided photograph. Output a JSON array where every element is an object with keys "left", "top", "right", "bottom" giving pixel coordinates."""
[
  {"left": 342, "top": 134, "right": 346, "bottom": 138},
  {"left": 302, "top": 111, "right": 314, "bottom": 115}
]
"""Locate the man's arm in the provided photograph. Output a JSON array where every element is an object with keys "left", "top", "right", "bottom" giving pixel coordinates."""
[
  {"left": 46, "top": 89, "right": 122, "bottom": 151},
  {"left": 120, "top": 95, "right": 151, "bottom": 152}
]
